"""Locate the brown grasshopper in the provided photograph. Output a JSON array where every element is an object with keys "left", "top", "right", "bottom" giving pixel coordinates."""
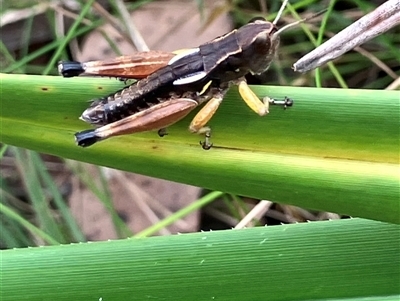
[{"left": 61, "top": 0, "right": 321, "bottom": 149}]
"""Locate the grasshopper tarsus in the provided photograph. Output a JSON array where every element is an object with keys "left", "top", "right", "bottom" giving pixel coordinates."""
[
  {"left": 200, "top": 132, "right": 213, "bottom": 150},
  {"left": 283, "top": 96, "right": 294, "bottom": 109},
  {"left": 200, "top": 141, "right": 213, "bottom": 150},
  {"left": 268, "top": 96, "right": 294, "bottom": 109},
  {"left": 158, "top": 128, "right": 168, "bottom": 137},
  {"left": 117, "top": 77, "right": 130, "bottom": 85}
]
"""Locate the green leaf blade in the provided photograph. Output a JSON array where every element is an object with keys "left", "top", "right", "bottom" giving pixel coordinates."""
[
  {"left": 1, "top": 219, "right": 399, "bottom": 301},
  {"left": 1, "top": 74, "right": 399, "bottom": 223}
]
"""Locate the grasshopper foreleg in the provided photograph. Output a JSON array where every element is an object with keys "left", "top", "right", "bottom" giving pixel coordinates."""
[
  {"left": 238, "top": 79, "right": 294, "bottom": 114},
  {"left": 237, "top": 78, "right": 269, "bottom": 116}
]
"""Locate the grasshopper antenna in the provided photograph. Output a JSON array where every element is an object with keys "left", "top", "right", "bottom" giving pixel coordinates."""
[
  {"left": 273, "top": 0, "right": 289, "bottom": 25},
  {"left": 272, "top": 8, "right": 328, "bottom": 42}
]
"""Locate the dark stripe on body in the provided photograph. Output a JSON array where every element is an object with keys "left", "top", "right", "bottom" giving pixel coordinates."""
[{"left": 199, "top": 30, "right": 241, "bottom": 74}]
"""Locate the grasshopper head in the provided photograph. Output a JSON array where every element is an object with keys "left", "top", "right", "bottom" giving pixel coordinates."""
[
  {"left": 235, "top": 18, "right": 280, "bottom": 75},
  {"left": 232, "top": 0, "right": 323, "bottom": 76}
]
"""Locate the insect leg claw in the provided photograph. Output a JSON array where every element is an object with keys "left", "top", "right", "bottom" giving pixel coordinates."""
[
  {"left": 200, "top": 131, "right": 213, "bottom": 150},
  {"left": 282, "top": 97, "right": 294, "bottom": 109}
]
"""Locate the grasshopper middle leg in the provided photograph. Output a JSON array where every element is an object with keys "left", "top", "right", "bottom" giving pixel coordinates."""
[{"left": 189, "top": 88, "right": 228, "bottom": 150}]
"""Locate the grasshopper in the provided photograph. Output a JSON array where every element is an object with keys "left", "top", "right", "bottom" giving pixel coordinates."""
[{"left": 60, "top": 0, "right": 321, "bottom": 149}]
